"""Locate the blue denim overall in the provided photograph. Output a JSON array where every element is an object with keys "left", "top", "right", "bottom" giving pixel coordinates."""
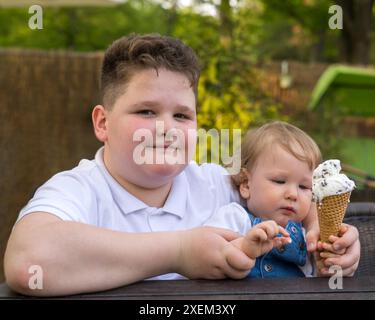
[{"left": 246, "top": 210, "right": 308, "bottom": 278}]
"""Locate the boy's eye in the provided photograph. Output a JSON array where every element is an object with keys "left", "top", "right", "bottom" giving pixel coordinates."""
[
  {"left": 300, "top": 185, "right": 312, "bottom": 190},
  {"left": 137, "top": 110, "right": 155, "bottom": 116},
  {"left": 174, "top": 113, "right": 189, "bottom": 120}
]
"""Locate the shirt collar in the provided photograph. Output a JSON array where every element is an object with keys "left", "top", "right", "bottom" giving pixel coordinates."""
[
  {"left": 161, "top": 172, "right": 187, "bottom": 218},
  {"left": 94, "top": 147, "right": 186, "bottom": 218}
]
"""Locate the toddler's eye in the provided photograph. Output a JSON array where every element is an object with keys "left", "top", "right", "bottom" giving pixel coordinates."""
[
  {"left": 300, "top": 185, "right": 311, "bottom": 190},
  {"left": 272, "top": 180, "right": 285, "bottom": 184}
]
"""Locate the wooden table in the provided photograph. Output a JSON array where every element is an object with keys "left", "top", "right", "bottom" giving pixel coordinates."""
[{"left": 1, "top": 276, "right": 375, "bottom": 300}]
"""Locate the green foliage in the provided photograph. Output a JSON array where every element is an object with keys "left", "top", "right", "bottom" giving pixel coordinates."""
[
  {"left": 0, "top": 1, "right": 169, "bottom": 50},
  {"left": 254, "top": 0, "right": 340, "bottom": 62},
  {"left": 172, "top": 8, "right": 220, "bottom": 63},
  {"left": 195, "top": 49, "right": 286, "bottom": 164},
  {"left": 0, "top": 0, "right": 373, "bottom": 172},
  {"left": 0, "top": 1, "right": 286, "bottom": 166},
  {"left": 198, "top": 58, "right": 281, "bottom": 130}
]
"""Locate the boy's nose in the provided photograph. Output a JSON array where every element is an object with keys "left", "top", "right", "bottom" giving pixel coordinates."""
[
  {"left": 163, "top": 117, "right": 175, "bottom": 134},
  {"left": 155, "top": 116, "right": 175, "bottom": 136}
]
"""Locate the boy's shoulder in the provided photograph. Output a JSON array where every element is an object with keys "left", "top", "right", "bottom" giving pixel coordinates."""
[
  {"left": 184, "top": 161, "right": 240, "bottom": 203},
  {"left": 46, "top": 155, "right": 102, "bottom": 189},
  {"left": 184, "top": 160, "right": 229, "bottom": 181},
  {"left": 18, "top": 149, "right": 111, "bottom": 223},
  {"left": 204, "top": 202, "right": 250, "bottom": 234},
  {"left": 30, "top": 148, "right": 111, "bottom": 205}
]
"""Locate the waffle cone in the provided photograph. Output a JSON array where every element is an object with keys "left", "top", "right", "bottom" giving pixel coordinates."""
[{"left": 317, "top": 192, "right": 351, "bottom": 243}]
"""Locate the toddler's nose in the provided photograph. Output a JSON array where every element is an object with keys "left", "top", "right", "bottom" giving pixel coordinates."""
[{"left": 285, "top": 185, "right": 298, "bottom": 201}]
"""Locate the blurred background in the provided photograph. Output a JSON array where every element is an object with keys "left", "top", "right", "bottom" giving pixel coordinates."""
[{"left": 0, "top": 0, "right": 374, "bottom": 282}]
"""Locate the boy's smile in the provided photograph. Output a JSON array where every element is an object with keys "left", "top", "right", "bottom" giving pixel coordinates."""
[
  {"left": 240, "top": 145, "right": 313, "bottom": 227},
  {"left": 93, "top": 68, "right": 197, "bottom": 204}
]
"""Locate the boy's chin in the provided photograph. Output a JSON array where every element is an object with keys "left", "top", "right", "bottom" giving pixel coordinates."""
[{"left": 142, "top": 163, "right": 186, "bottom": 182}]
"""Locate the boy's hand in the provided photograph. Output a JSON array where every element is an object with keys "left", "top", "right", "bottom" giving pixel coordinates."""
[
  {"left": 315, "top": 224, "right": 360, "bottom": 277},
  {"left": 176, "top": 227, "right": 255, "bottom": 280},
  {"left": 304, "top": 204, "right": 360, "bottom": 276},
  {"left": 232, "top": 221, "right": 291, "bottom": 260}
]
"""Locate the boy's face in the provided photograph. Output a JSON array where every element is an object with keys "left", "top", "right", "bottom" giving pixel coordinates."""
[
  {"left": 94, "top": 68, "right": 197, "bottom": 189},
  {"left": 240, "top": 145, "right": 313, "bottom": 227}
]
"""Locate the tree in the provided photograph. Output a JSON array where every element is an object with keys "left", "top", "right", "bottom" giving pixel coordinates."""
[
  {"left": 218, "top": 0, "right": 234, "bottom": 47},
  {"left": 337, "top": 0, "right": 374, "bottom": 65},
  {"left": 189, "top": 0, "right": 235, "bottom": 47},
  {"left": 261, "top": 0, "right": 375, "bottom": 65},
  {"left": 260, "top": 0, "right": 335, "bottom": 62}
]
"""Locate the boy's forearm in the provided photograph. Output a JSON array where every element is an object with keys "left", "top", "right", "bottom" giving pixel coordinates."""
[{"left": 4, "top": 215, "right": 181, "bottom": 296}]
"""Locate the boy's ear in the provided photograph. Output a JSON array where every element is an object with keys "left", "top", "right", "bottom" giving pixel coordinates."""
[
  {"left": 92, "top": 105, "right": 108, "bottom": 143},
  {"left": 239, "top": 169, "right": 251, "bottom": 200}
]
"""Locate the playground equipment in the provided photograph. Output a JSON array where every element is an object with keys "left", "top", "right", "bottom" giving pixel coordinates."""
[{"left": 309, "top": 65, "right": 375, "bottom": 190}]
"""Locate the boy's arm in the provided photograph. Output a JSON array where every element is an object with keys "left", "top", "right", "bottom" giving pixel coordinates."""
[
  {"left": 4, "top": 212, "right": 181, "bottom": 296},
  {"left": 4, "top": 212, "right": 252, "bottom": 296},
  {"left": 302, "top": 202, "right": 320, "bottom": 251}
]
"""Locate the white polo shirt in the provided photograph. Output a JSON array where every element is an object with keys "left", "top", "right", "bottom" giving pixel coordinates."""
[{"left": 18, "top": 147, "right": 240, "bottom": 280}]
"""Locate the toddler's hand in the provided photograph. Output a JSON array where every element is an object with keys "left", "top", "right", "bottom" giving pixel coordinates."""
[{"left": 234, "top": 221, "right": 291, "bottom": 260}]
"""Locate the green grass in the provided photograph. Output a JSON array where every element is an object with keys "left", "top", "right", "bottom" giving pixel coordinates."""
[{"left": 341, "top": 137, "right": 375, "bottom": 176}]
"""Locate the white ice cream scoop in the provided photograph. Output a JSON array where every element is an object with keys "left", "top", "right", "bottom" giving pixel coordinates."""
[{"left": 312, "top": 159, "right": 356, "bottom": 203}]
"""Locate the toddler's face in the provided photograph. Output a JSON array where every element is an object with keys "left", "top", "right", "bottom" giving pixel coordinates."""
[
  {"left": 241, "top": 145, "right": 313, "bottom": 227},
  {"left": 99, "top": 68, "right": 197, "bottom": 189}
]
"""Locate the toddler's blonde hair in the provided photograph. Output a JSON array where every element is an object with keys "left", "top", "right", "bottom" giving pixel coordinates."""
[{"left": 231, "top": 121, "right": 322, "bottom": 188}]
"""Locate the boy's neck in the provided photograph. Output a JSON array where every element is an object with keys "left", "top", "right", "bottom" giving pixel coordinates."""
[
  {"left": 101, "top": 148, "right": 173, "bottom": 208},
  {"left": 104, "top": 166, "right": 172, "bottom": 208},
  {"left": 118, "top": 178, "right": 172, "bottom": 208}
]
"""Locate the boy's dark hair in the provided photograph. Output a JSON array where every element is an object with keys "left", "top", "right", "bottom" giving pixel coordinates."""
[{"left": 101, "top": 33, "right": 201, "bottom": 109}]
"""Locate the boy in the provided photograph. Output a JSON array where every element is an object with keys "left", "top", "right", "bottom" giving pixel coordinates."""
[{"left": 4, "top": 34, "right": 360, "bottom": 296}]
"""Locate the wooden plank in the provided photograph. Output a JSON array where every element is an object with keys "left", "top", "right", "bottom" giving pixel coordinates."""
[{"left": 2, "top": 277, "right": 375, "bottom": 300}]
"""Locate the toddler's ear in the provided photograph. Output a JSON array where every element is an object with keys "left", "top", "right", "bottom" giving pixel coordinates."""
[{"left": 239, "top": 169, "right": 251, "bottom": 200}]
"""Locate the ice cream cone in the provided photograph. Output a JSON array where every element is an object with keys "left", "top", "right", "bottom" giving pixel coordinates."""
[{"left": 317, "top": 191, "right": 351, "bottom": 243}]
